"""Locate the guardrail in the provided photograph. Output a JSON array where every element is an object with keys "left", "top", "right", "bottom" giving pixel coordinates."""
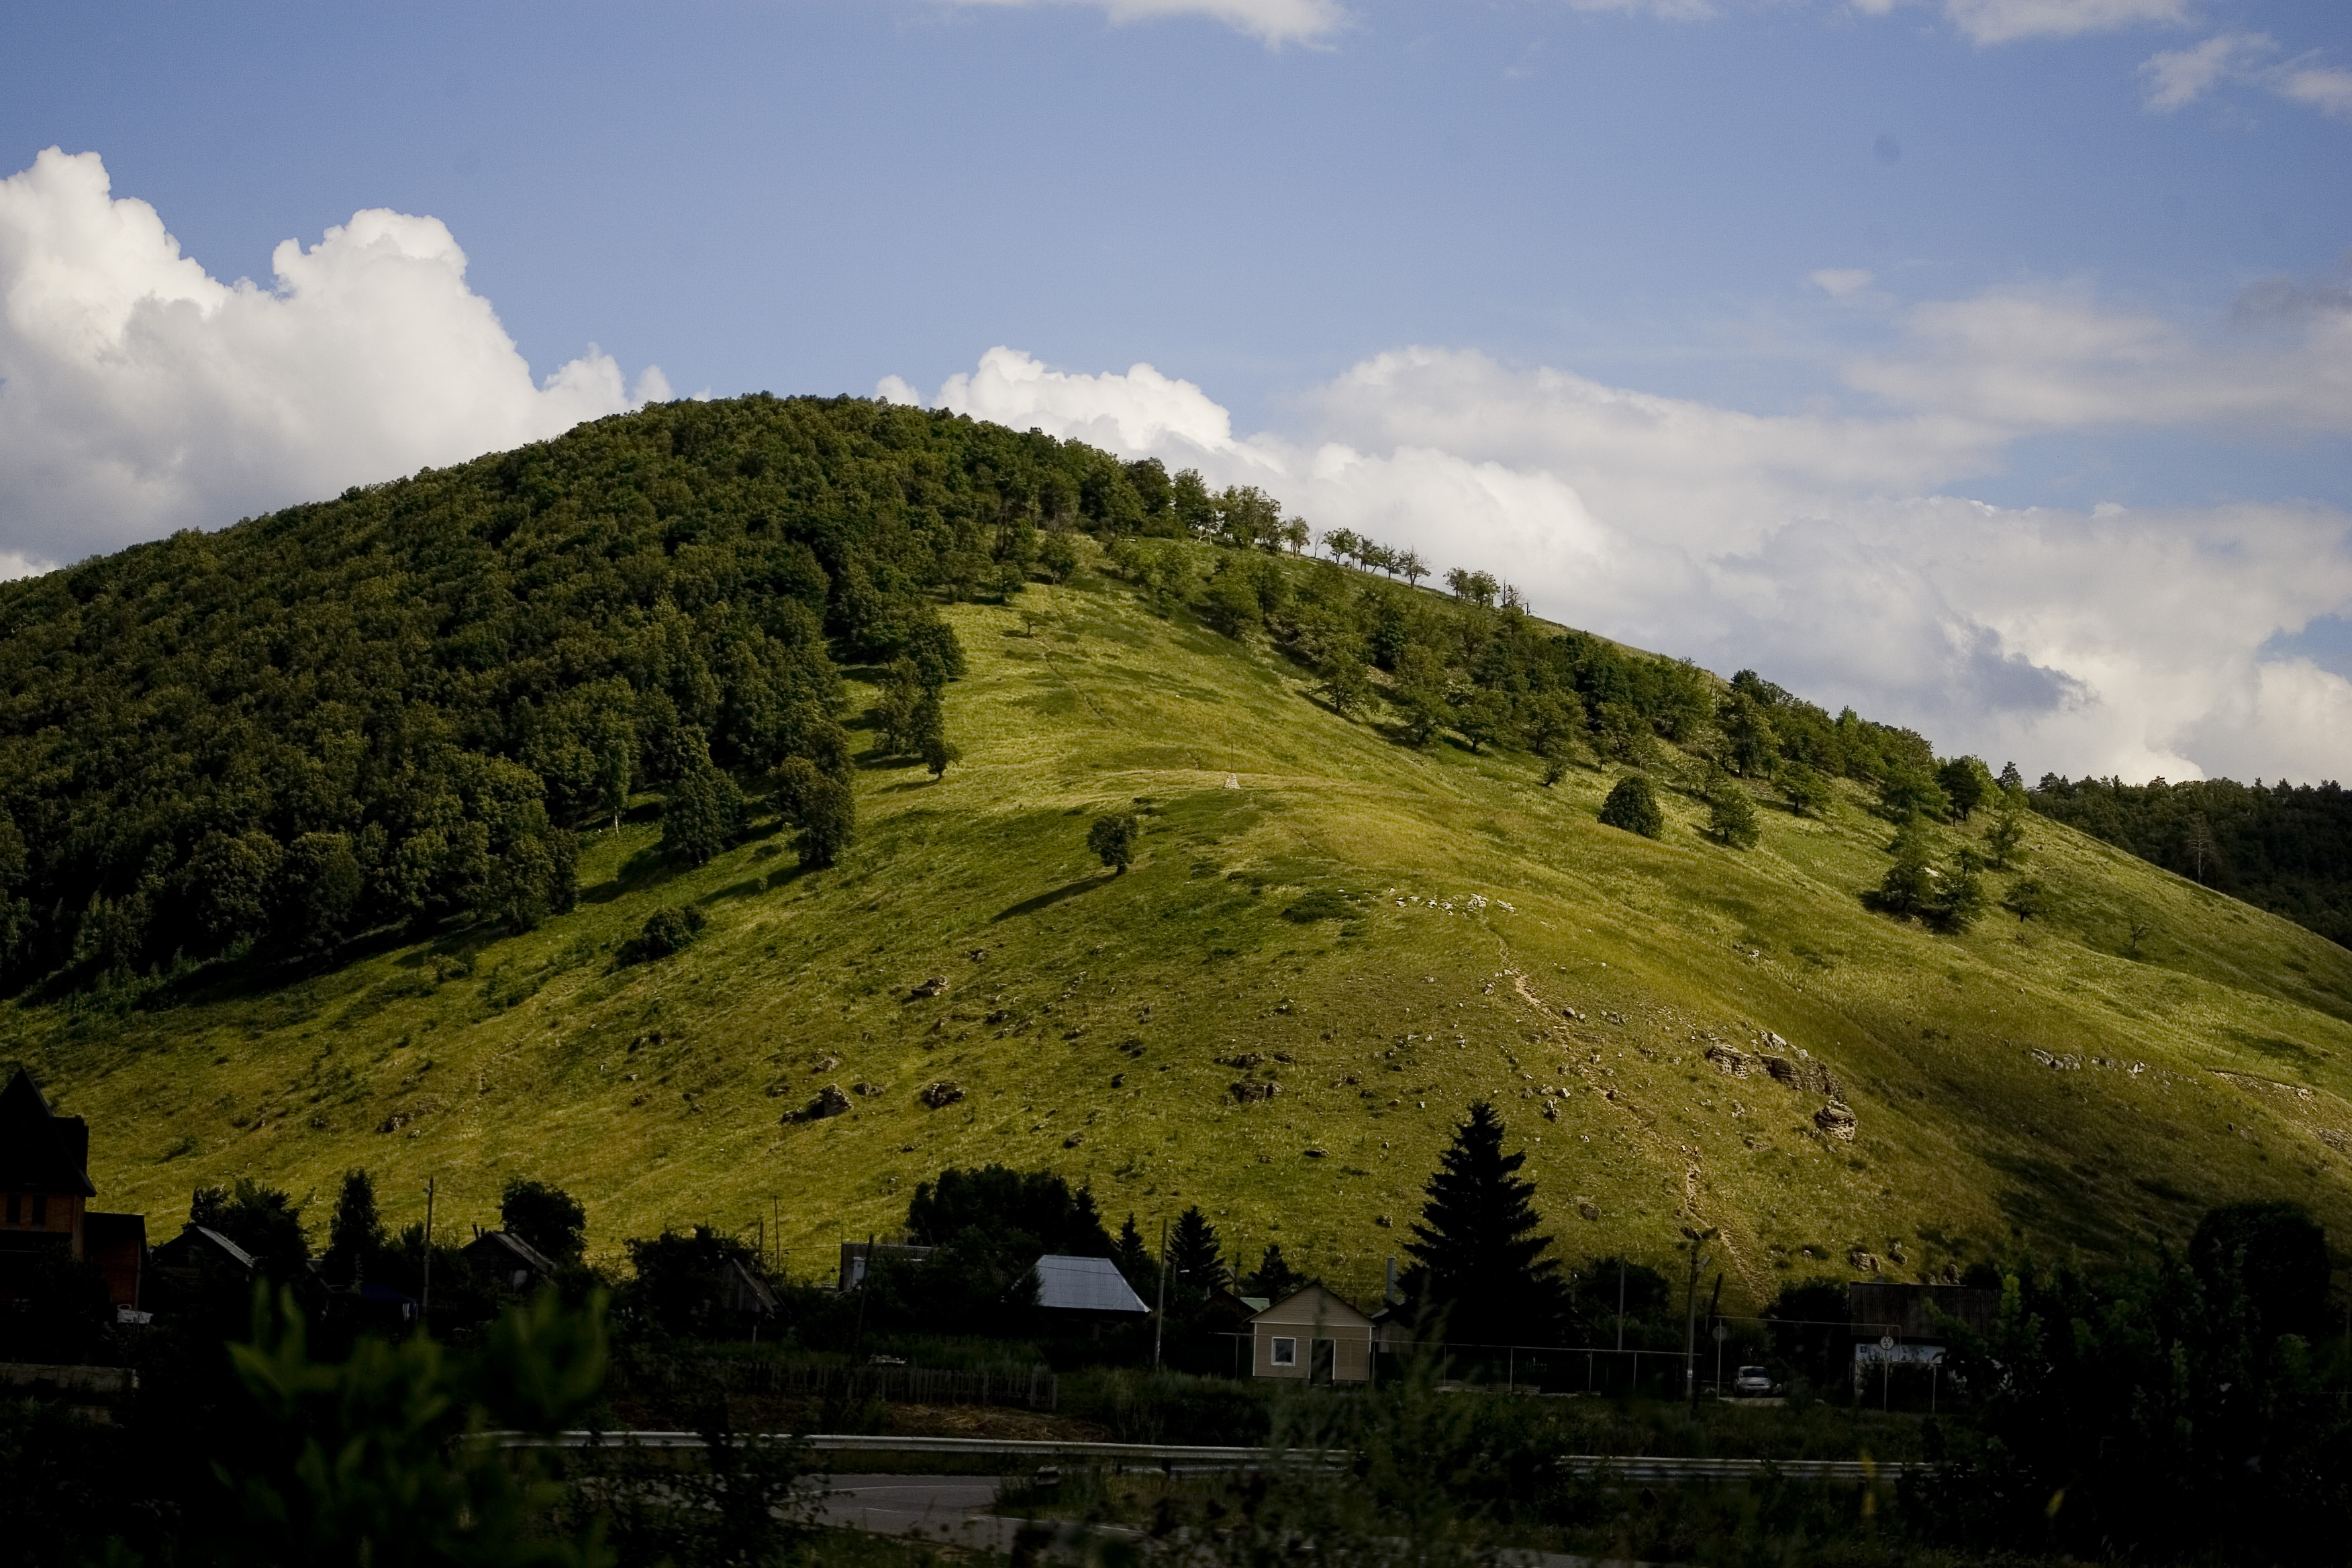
[
  {"left": 1560, "top": 1456, "right": 1915, "bottom": 1484},
  {"left": 485, "top": 1432, "right": 1296, "bottom": 1466},
  {"left": 483, "top": 1431, "right": 1913, "bottom": 1483}
]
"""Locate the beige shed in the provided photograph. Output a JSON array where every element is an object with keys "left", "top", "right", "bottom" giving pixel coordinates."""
[{"left": 1248, "top": 1282, "right": 1376, "bottom": 1383}]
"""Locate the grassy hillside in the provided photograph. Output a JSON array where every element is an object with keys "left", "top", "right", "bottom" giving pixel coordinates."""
[{"left": 16, "top": 540, "right": 2352, "bottom": 1311}]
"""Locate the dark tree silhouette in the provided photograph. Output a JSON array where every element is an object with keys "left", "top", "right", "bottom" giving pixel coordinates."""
[
  {"left": 1405, "top": 1101, "right": 1563, "bottom": 1345},
  {"left": 1167, "top": 1205, "right": 1228, "bottom": 1302},
  {"left": 1088, "top": 813, "right": 1138, "bottom": 873},
  {"left": 501, "top": 1177, "right": 588, "bottom": 1264}
]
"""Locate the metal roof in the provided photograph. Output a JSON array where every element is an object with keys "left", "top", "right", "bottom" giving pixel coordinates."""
[{"left": 1032, "top": 1255, "right": 1149, "bottom": 1314}]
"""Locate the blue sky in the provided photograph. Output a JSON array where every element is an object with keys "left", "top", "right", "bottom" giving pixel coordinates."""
[{"left": 3, "top": 0, "right": 2350, "bottom": 779}]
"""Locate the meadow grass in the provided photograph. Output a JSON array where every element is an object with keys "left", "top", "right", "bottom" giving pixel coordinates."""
[{"left": 17, "top": 558, "right": 2352, "bottom": 1312}]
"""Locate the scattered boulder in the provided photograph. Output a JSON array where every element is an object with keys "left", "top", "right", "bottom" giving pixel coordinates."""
[
  {"left": 810, "top": 1053, "right": 840, "bottom": 1073},
  {"left": 1815, "top": 1101, "right": 1858, "bottom": 1140},
  {"left": 1705, "top": 1044, "right": 1752, "bottom": 1078},
  {"left": 852, "top": 1081, "right": 883, "bottom": 1097},
  {"left": 1230, "top": 1080, "right": 1280, "bottom": 1104},
  {"left": 919, "top": 1081, "right": 965, "bottom": 1109},
  {"left": 1577, "top": 1200, "right": 1601, "bottom": 1221},
  {"left": 1765, "top": 1052, "right": 1843, "bottom": 1099},
  {"left": 910, "top": 976, "right": 949, "bottom": 999},
  {"left": 1218, "top": 1052, "right": 1263, "bottom": 1069},
  {"left": 1849, "top": 1247, "right": 1880, "bottom": 1274},
  {"left": 1063, "top": 1133, "right": 1083, "bottom": 1148},
  {"left": 804, "top": 1083, "right": 852, "bottom": 1120}
]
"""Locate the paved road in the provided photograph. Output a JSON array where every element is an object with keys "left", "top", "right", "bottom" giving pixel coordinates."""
[
  {"left": 810, "top": 1473, "right": 1681, "bottom": 1567},
  {"left": 813, "top": 1473, "right": 1033, "bottom": 1553}
]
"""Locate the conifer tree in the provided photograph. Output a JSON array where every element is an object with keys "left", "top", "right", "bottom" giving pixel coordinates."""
[
  {"left": 1167, "top": 1206, "right": 1228, "bottom": 1302},
  {"left": 326, "top": 1169, "right": 388, "bottom": 1282},
  {"left": 1244, "top": 1243, "right": 1302, "bottom": 1302},
  {"left": 1112, "top": 1212, "right": 1154, "bottom": 1287},
  {"left": 1405, "top": 1101, "right": 1562, "bottom": 1344}
]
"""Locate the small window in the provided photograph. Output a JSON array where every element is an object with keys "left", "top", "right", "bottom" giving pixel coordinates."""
[
  {"left": 31, "top": 1193, "right": 46, "bottom": 1226},
  {"left": 4, "top": 1193, "right": 17, "bottom": 1225},
  {"left": 1270, "top": 1336, "right": 1297, "bottom": 1367}
]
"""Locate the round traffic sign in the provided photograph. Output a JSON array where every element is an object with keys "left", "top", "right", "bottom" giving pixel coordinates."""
[{"left": 1879, "top": 1334, "right": 1896, "bottom": 1350}]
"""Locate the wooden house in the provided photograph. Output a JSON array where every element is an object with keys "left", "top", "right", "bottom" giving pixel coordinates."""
[
  {"left": 0, "top": 1068, "right": 145, "bottom": 1312},
  {"left": 460, "top": 1228, "right": 560, "bottom": 1294},
  {"left": 1248, "top": 1282, "right": 1376, "bottom": 1383}
]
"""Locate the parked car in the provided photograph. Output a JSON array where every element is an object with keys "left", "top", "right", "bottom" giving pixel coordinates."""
[{"left": 1731, "top": 1365, "right": 1777, "bottom": 1398}]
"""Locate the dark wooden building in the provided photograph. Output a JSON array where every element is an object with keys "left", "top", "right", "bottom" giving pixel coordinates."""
[{"left": 0, "top": 1068, "right": 144, "bottom": 1312}]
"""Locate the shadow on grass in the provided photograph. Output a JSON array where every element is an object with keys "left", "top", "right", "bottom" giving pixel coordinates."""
[
  {"left": 993, "top": 875, "right": 1113, "bottom": 922},
  {"left": 705, "top": 860, "right": 814, "bottom": 902}
]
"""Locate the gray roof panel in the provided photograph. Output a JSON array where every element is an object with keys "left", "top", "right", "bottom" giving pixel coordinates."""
[{"left": 1032, "top": 1255, "right": 1150, "bottom": 1314}]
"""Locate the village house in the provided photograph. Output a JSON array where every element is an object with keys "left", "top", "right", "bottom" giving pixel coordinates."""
[
  {"left": 1249, "top": 1281, "right": 1377, "bottom": 1383},
  {"left": 0, "top": 1068, "right": 145, "bottom": 1316},
  {"left": 461, "top": 1227, "right": 560, "bottom": 1295}
]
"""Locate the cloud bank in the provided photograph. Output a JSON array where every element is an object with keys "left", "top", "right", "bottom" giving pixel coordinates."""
[
  {"left": 0, "top": 148, "right": 664, "bottom": 571},
  {"left": 883, "top": 317, "right": 2352, "bottom": 784}
]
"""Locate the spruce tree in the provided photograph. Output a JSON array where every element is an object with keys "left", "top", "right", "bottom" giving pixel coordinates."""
[
  {"left": 1112, "top": 1212, "right": 1154, "bottom": 1288},
  {"left": 1167, "top": 1205, "right": 1228, "bottom": 1303},
  {"left": 326, "top": 1169, "right": 387, "bottom": 1282},
  {"left": 1244, "top": 1243, "right": 1302, "bottom": 1302},
  {"left": 1405, "top": 1101, "right": 1562, "bottom": 1344}
]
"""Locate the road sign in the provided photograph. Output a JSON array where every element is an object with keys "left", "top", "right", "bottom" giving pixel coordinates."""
[
  {"left": 1712, "top": 1322, "right": 1729, "bottom": 1342},
  {"left": 1879, "top": 1334, "right": 1896, "bottom": 1350}
]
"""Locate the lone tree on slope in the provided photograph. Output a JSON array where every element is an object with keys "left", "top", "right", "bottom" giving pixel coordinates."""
[
  {"left": 1088, "top": 813, "right": 1139, "bottom": 874},
  {"left": 1406, "top": 1101, "right": 1564, "bottom": 1346},
  {"left": 1599, "top": 774, "right": 1665, "bottom": 839}
]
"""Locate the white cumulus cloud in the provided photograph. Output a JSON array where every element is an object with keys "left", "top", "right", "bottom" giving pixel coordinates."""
[
  {"left": 885, "top": 335, "right": 2352, "bottom": 783},
  {"left": 924, "top": 0, "right": 1343, "bottom": 46},
  {"left": 2138, "top": 32, "right": 2352, "bottom": 120},
  {"left": 0, "top": 148, "right": 665, "bottom": 569},
  {"left": 1939, "top": 0, "right": 2192, "bottom": 44}
]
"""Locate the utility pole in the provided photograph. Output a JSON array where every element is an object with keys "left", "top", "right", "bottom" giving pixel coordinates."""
[
  {"left": 849, "top": 1232, "right": 877, "bottom": 1361},
  {"left": 1714, "top": 1320, "right": 1729, "bottom": 1397},
  {"left": 1680, "top": 1226, "right": 1717, "bottom": 1409},
  {"left": 421, "top": 1177, "right": 437, "bottom": 1331},
  {"left": 1153, "top": 1216, "right": 1170, "bottom": 1370}
]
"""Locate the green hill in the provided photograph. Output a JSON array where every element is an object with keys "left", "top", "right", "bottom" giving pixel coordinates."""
[{"left": 6, "top": 395, "right": 2350, "bottom": 1312}]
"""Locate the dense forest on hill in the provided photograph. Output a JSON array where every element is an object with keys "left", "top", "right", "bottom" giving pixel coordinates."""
[
  {"left": 0, "top": 393, "right": 2088, "bottom": 999},
  {"left": 2030, "top": 773, "right": 2352, "bottom": 946}
]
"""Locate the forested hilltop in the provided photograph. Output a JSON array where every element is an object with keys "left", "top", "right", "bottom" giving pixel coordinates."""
[
  {"left": 2031, "top": 774, "right": 2352, "bottom": 947},
  {"left": 0, "top": 393, "right": 1945, "bottom": 1002}
]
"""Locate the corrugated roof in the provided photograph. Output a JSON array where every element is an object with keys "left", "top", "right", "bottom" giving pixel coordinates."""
[{"left": 1032, "top": 1255, "right": 1150, "bottom": 1314}]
